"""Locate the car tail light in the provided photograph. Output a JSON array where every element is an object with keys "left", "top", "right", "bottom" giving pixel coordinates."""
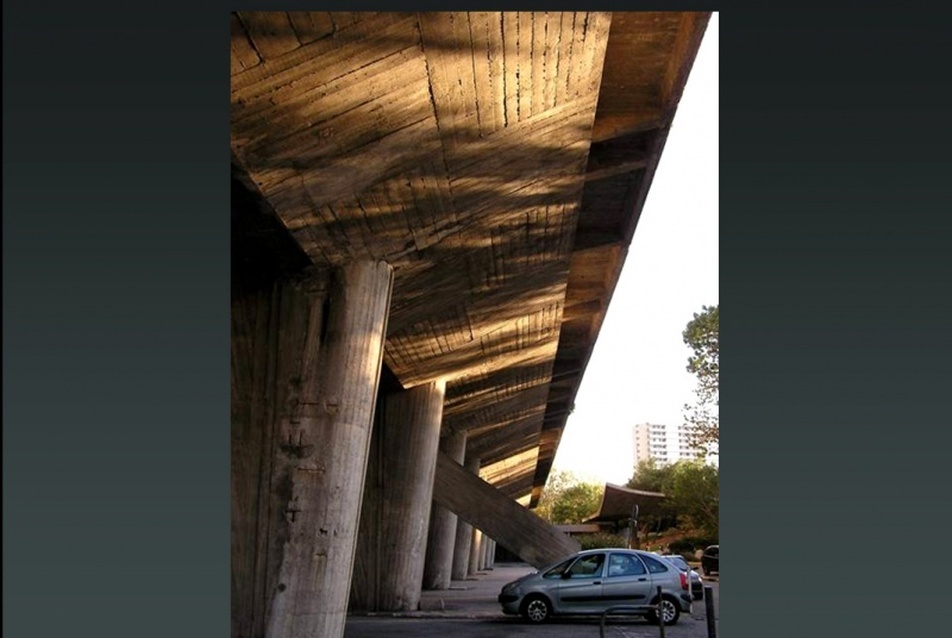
[{"left": 679, "top": 572, "right": 688, "bottom": 590}]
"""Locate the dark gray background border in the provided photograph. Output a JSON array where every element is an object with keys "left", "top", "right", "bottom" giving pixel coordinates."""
[{"left": 5, "top": 3, "right": 951, "bottom": 637}]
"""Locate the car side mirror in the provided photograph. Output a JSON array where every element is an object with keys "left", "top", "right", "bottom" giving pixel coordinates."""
[{"left": 561, "top": 572, "right": 572, "bottom": 580}]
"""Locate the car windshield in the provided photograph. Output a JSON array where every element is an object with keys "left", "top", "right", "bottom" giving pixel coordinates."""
[{"left": 541, "top": 557, "right": 575, "bottom": 579}]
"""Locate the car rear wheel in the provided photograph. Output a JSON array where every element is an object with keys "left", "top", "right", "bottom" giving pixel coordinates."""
[
  {"left": 520, "top": 595, "right": 551, "bottom": 623},
  {"left": 647, "top": 596, "right": 681, "bottom": 626}
]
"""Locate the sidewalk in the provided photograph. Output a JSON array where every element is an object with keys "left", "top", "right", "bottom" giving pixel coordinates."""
[{"left": 353, "top": 562, "right": 535, "bottom": 619}]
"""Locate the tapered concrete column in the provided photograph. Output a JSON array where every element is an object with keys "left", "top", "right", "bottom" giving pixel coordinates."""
[
  {"left": 422, "top": 430, "right": 466, "bottom": 590},
  {"left": 469, "top": 528, "right": 484, "bottom": 574},
  {"left": 452, "top": 454, "right": 479, "bottom": 579},
  {"left": 375, "top": 380, "right": 446, "bottom": 610},
  {"left": 486, "top": 539, "right": 496, "bottom": 568},
  {"left": 263, "top": 261, "right": 393, "bottom": 638},
  {"left": 481, "top": 535, "right": 493, "bottom": 570}
]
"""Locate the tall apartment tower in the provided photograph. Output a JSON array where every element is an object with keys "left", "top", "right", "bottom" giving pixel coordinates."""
[{"left": 632, "top": 422, "right": 699, "bottom": 467}]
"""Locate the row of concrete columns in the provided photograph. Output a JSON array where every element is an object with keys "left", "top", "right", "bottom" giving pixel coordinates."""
[
  {"left": 422, "top": 432, "right": 466, "bottom": 590},
  {"left": 430, "top": 458, "right": 499, "bottom": 584},
  {"left": 352, "top": 404, "right": 498, "bottom": 613},
  {"left": 232, "top": 260, "right": 566, "bottom": 638},
  {"left": 451, "top": 455, "right": 479, "bottom": 580}
]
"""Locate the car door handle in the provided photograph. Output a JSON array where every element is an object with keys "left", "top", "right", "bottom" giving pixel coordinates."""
[
  {"left": 592, "top": 581, "right": 601, "bottom": 585},
  {"left": 638, "top": 578, "right": 647, "bottom": 582}
]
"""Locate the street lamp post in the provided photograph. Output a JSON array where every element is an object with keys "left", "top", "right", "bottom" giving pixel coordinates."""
[{"left": 628, "top": 504, "right": 639, "bottom": 549}]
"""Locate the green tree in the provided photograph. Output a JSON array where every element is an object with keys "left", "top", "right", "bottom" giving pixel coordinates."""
[
  {"left": 626, "top": 459, "right": 719, "bottom": 539},
  {"left": 665, "top": 460, "right": 719, "bottom": 538},
  {"left": 682, "top": 304, "right": 719, "bottom": 454},
  {"left": 626, "top": 460, "right": 677, "bottom": 533},
  {"left": 627, "top": 458, "right": 672, "bottom": 493},
  {"left": 535, "top": 470, "right": 603, "bottom": 524}
]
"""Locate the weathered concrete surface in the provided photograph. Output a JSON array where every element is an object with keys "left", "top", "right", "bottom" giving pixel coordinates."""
[
  {"left": 262, "top": 261, "right": 393, "bottom": 638},
  {"left": 452, "top": 454, "right": 479, "bottom": 580},
  {"left": 376, "top": 381, "right": 446, "bottom": 610},
  {"left": 423, "top": 430, "right": 467, "bottom": 590},
  {"left": 433, "top": 450, "right": 580, "bottom": 569}
]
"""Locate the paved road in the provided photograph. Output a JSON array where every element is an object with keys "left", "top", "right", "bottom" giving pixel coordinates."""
[
  {"left": 344, "top": 562, "right": 718, "bottom": 638},
  {"left": 346, "top": 616, "right": 716, "bottom": 637}
]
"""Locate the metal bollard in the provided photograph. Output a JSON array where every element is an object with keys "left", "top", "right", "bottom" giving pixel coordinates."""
[
  {"left": 704, "top": 585, "right": 717, "bottom": 638},
  {"left": 657, "top": 586, "right": 665, "bottom": 638}
]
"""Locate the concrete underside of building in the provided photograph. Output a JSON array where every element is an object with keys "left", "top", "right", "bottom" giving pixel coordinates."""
[{"left": 230, "top": 11, "right": 711, "bottom": 638}]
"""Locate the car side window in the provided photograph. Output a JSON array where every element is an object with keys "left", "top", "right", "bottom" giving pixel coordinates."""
[
  {"left": 566, "top": 553, "right": 605, "bottom": 578},
  {"left": 607, "top": 553, "right": 646, "bottom": 577},
  {"left": 640, "top": 554, "right": 671, "bottom": 574}
]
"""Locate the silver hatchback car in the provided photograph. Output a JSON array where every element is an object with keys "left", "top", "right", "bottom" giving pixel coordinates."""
[{"left": 498, "top": 548, "right": 693, "bottom": 625}]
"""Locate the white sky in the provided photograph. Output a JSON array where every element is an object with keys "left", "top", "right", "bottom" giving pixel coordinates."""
[{"left": 551, "top": 13, "right": 719, "bottom": 486}]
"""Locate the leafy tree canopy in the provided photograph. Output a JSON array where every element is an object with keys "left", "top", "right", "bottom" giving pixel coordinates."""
[
  {"left": 627, "top": 459, "right": 719, "bottom": 539},
  {"left": 683, "top": 304, "right": 719, "bottom": 454},
  {"left": 627, "top": 458, "right": 670, "bottom": 493},
  {"left": 535, "top": 470, "right": 603, "bottom": 525}
]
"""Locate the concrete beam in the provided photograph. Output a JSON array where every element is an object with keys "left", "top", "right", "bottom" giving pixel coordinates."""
[{"left": 432, "top": 450, "right": 580, "bottom": 569}]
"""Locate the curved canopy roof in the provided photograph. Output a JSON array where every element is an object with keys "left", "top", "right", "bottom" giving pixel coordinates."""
[{"left": 587, "top": 482, "right": 668, "bottom": 523}]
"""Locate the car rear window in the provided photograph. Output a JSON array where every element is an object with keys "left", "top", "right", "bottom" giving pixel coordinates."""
[
  {"left": 665, "top": 556, "right": 689, "bottom": 570},
  {"left": 639, "top": 554, "right": 671, "bottom": 574}
]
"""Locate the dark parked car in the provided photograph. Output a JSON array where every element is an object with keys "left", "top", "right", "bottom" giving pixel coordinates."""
[
  {"left": 660, "top": 554, "right": 704, "bottom": 600},
  {"left": 498, "top": 548, "right": 693, "bottom": 625},
  {"left": 701, "top": 545, "right": 719, "bottom": 575}
]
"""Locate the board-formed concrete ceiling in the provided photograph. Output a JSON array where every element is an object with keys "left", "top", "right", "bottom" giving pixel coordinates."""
[{"left": 231, "top": 11, "right": 711, "bottom": 505}]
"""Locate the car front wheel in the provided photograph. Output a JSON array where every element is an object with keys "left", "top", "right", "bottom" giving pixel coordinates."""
[{"left": 521, "top": 595, "right": 551, "bottom": 623}]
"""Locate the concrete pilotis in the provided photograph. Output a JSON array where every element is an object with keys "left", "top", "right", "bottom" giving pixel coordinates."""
[
  {"left": 469, "top": 528, "right": 484, "bottom": 574},
  {"left": 422, "top": 430, "right": 466, "bottom": 590},
  {"left": 452, "top": 454, "right": 479, "bottom": 579},
  {"left": 375, "top": 380, "right": 446, "bottom": 610},
  {"left": 480, "top": 534, "right": 491, "bottom": 570},
  {"left": 262, "top": 261, "right": 393, "bottom": 638},
  {"left": 233, "top": 264, "right": 394, "bottom": 638},
  {"left": 451, "top": 518, "right": 472, "bottom": 580}
]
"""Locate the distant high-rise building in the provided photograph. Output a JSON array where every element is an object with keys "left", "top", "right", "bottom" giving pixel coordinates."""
[{"left": 632, "top": 422, "right": 700, "bottom": 467}]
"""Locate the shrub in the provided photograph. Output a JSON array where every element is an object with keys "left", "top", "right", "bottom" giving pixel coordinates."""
[
  {"left": 667, "top": 535, "right": 717, "bottom": 556},
  {"left": 577, "top": 532, "right": 628, "bottom": 550}
]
